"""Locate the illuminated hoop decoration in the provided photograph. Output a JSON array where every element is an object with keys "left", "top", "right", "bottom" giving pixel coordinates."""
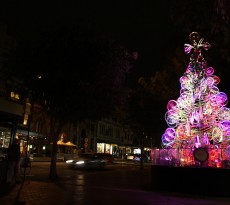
[
  {"left": 162, "top": 128, "right": 176, "bottom": 147},
  {"left": 219, "top": 121, "right": 230, "bottom": 138},
  {"left": 211, "top": 127, "right": 223, "bottom": 144},
  {"left": 161, "top": 31, "right": 230, "bottom": 167}
]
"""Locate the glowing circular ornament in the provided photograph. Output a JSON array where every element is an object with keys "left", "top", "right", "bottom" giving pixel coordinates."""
[
  {"left": 162, "top": 128, "right": 176, "bottom": 147},
  {"left": 165, "top": 110, "right": 179, "bottom": 127},
  {"left": 213, "top": 75, "right": 220, "bottom": 85},
  {"left": 203, "top": 93, "right": 211, "bottom": 102},
  {"left": 177, "top": 97, "right": 185, "bottom": 108},
  {"left": 176, "top": 124, "right": 186, "bottom": 139},
  {"left": 165, "top": 128, "right": 176, "bottom": 140},
  {"left": 189, "top": 31, "right": 200, "bottom": 41},
  {"left": 167, "top": 100, "right": 178, "bottom": 110},
  {"left": 206, "top": 77, "right": 214, "bottom": 86},
  {"left": 220, "top": 107, "right": 230, "bottom": 120},
  {"left": 215, "top": 92, "right": 228, "bottom": 106},
  {"left": 199, "top": 78, "right": 208, "bottom": 92},
  {"left": 219, "top": 120, "right": 230, "bottom": 135},
  {"left": 161, "top": 135, "right": 171, "bottom": 146},
  {"left": 206, "top": 67, "right": 214, "bottom": 76},
  {"left": 180, "top": 88, "right": 188, "bottom": 97},
  {"left": 212, "top": 127, "right": 223, "bottom": 144},
  {"left": 211, "top": 86, "right": 219, "bottom": 94},
  {"left": 162, "top": 134, "right": 174, "bottom": 147},
  {"left": 179, "top": 76, "right": 189, "bottom": 86}
]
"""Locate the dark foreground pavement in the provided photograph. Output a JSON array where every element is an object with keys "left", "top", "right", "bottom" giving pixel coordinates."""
[{"left": 0, "top": 162, "right": 230, "bottom": 205}]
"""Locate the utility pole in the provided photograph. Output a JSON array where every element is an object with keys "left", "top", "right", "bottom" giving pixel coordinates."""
[{"left": 140, "top": 132, "right": 144, "bottom": 170}]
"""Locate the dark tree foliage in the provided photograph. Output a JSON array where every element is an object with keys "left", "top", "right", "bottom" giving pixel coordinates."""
[
  {"left": 116, "top": 0, "right": 230, "bottom": 147},
  {"left": 163, "top": 0, "right": 230, "bottom": 101},
  {"left": 5, "top": 26, "right": 134, "bottom": 122},
  {"left": 4, "top": 25, "right": 135, "bottom": 179},
  {"left": 170, "top": 0, "right": 230, "bottom": 34},
  {"left": 169, "top": 0, "right": 230, "bottom": 69}
]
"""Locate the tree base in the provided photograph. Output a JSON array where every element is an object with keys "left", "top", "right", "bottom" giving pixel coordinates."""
[{"left": 151, "top": 165, "right": 230, "bottom": 197}]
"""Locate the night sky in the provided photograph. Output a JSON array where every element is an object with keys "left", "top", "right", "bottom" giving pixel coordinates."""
[
  {"left": 1, "top": 1, "right": 229, "bottom": 77},
  {"left": 0, "top": 1, "right": 178, "bottom": 75}
]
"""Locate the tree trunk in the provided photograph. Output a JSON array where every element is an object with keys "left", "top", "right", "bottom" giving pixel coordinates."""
[
  {"left": 140, "top": 145, "right": 144, "bottom": 170},
  {"left": 49, "top": 137, "right": 58, "bottom": 180},
  {"left": 49, "top": 118, "right": 63, "bottom": 180}
]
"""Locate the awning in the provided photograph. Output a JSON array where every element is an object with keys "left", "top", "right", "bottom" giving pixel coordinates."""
[
  {"left": 52, "top": 140, "right": 77, "bottom": 146},
  {"left": 65, "top": 141, "right": 77, "bottom": 147},
  {"left": 57, "top": 140, "right": 66, "bottom": 146}
]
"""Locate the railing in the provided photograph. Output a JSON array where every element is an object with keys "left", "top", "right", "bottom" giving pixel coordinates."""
[{"left": 150, "top": 148, "right": 230, "bottom": 168}]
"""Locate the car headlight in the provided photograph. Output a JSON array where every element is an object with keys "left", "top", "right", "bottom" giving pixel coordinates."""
[
  {"left": 66, "top": 160, "right": 74, "bottom": 163},
  {"left": 76, "top": 160, "right": 85, "bottom": 164}
]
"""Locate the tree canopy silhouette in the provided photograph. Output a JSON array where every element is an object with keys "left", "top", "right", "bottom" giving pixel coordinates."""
[{"left": 4, "top": 25, "right": 135, "bottom": 179}]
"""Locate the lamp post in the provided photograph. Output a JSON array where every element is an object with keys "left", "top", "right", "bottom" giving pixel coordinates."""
[{"left": 140, "top": 132, "right": 145, "bottom": 170}]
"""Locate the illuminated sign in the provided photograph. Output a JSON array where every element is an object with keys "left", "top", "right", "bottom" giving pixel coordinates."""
[{"left": 10, "top": 92, "right": 20, "bottom": 100}]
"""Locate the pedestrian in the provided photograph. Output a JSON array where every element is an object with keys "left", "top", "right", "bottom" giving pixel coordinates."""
[{"left": 8, "top": 139, "right": 21, "bottom": 182}]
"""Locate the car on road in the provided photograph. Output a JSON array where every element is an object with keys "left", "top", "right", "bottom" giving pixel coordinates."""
[
  {"left": 127, "top": 153, "right": 150, "bottom": 163},
  {"left": 65, "top": 153, "right": 106, "bottom": 169},
  {"left": 94, "top": 153, "right": 114, "bottom": 164}
]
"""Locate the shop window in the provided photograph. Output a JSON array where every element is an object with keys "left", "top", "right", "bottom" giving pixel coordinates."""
[{"left": 0, "top": 130, "right": 11, "bottom": 148}]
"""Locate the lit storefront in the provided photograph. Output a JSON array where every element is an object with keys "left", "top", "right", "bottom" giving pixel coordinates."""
[
  {"left": 0, "top": 128, "right": 11, "bottom": 149},
  {"left": 96, "top": 143, "right": 117, "bottom": 155},
  {"left": 0, "top": 126, "right": 44, "bottom": 156}
]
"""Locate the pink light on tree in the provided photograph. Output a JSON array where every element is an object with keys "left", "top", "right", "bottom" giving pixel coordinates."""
[{"left": 161, "top": 32, "right": 230, "bottom": 167}]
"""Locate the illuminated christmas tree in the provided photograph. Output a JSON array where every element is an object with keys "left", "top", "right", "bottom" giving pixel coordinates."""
[{"left": 161, "top": 32, "right": 230, "bottom": 167}]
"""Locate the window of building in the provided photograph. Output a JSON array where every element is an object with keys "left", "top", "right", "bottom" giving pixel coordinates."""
[{"left": 0, "top": 129, "right": 11, "bottom": 148}]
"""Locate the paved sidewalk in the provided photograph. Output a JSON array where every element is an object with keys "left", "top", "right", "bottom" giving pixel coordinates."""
[
  {"left": 1, "top": 179, "right": 67, "bottom": 205},
  {"left": 1, "top": 173, "right": 230, "bottom": 205},
  {"left": 0, "top": 163, "right": 230, "bottom": 205}
]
